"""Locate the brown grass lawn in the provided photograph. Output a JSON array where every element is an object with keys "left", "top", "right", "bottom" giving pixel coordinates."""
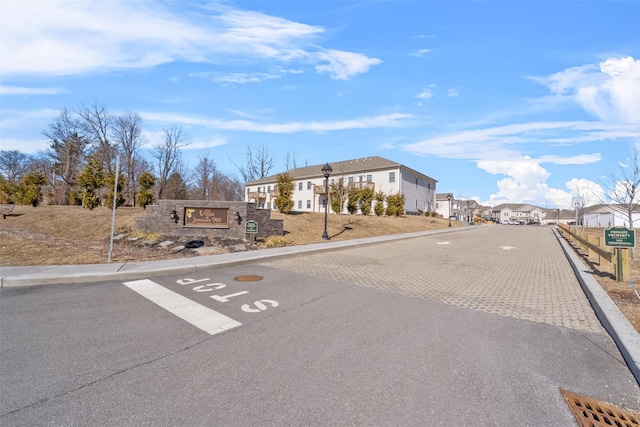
[
  {"left": 1, "top": 205, "right": 637, "bottom": 332},
  {"left": 0, "top": 205, "right": 457, "bottom": 266},
  {"left": 560, "top": 227, "right": 640, "bottom": 333}
]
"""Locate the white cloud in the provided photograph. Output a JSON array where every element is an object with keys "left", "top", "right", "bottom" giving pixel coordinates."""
[
  {"left": 184, "top": 136, "right": 228, "bottom": 150},
  {"left": 478, "top": 158, "right": 573, "bottom": 208},
  {"left": 447, "top": 88, "right": 459, "bottom": 97},
  {"left": 140, "top": 112, "right": 411, "bottom": 133},
  {"left": 478, "top": 158, "right": 551, "bottom": 188},
  {"left": 564, "top": 178, "right": 606, "bottom": 205},
  {"left": 0, "top": 108, "right": 60, "bottom": 130},
  {"left": 402, "top": 120, "right": 637, "bottom": 161},
  {"left": 190, "top": 72, "right": 282, "bottom": 85},
  {"left": 1, "top": 1, "right": 380, "bottom": 80},
  {"left": 409, "top": 49, "right": 431, "bottom": 57},
  {"left": 0, "top": 85, "right": 65, "bottom": 95},
  {"left": 0, "top": 137, "right": 50, "bottom": 153},
  {"left": 532, "top": 56, "right": 640, "bottom": 123},
  {"left": 416, "top": 88, "right": 433, "bottom": 100},
  {"left": 313, "top": 49, "right": 382, "bottom": 80}
]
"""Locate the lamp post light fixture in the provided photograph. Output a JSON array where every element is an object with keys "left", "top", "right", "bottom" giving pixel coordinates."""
[
  {"left": 170, "top": 209, "right": 179, "bottom": 224},
  {"left": 447, "top": 194, "right": 452, "bottom": 227},
  {"left": 321, "top": 162, "right": 333, "bottom": 240}
]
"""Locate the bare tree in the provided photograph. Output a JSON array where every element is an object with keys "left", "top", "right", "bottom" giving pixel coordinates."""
[
  {"left": 152, "top": 125, "right": 188, "bottom": 200},
  {"left": 215, "top": 175, "right": 245, "bottom": 201},
  {"left": 602, "top": 144, "right": 640, "bottom": 229},
  {"left": 112, "top": 111, "right": 145, "bottom": 206},
  {"left": 191, "top": 154, "right": 217, "bottom": 200},
  {"left": 0, "top": 150, "right": 32, "bottom": 182},
  {"left": 232, "top": 144, "right": 274, "bottom": 183},
  {"left": 285, "top": 151, "right": 298, "bottom": 171},
  {"left": 42, "top": 108, "right": 90, "bottom": 204},
  {"left": 77, "top": 102, "right": 116, "bottom": 174}
]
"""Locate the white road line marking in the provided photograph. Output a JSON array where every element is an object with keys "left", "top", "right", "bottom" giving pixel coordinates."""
[
  {"left": 436, "top": 241, "right": 451, "bottom": 245},
  {"left": 123, "top": 279, "right": 242, "bottom": 335},
  {"left": 500, "top": 246, "right": 517, "bottom": 250}
]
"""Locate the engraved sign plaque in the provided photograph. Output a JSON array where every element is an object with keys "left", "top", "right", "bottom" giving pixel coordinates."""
[{"left": 183, "top": 207, "right": 229, "bottom": 228}]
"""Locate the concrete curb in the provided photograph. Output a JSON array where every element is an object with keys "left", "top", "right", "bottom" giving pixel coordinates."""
[
  {"left": 1, "top": 226, "right": 471, "bottom": 288},
  {"left": 553, "top": 227, "right": 640, "bottom": 386}
]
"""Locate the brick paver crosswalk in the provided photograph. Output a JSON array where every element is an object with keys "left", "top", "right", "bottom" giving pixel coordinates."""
[{"left": 261, "top": 226, "right": 605, "bottom": 334}]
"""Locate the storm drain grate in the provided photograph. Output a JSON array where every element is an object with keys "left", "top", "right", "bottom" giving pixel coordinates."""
[
  {"left": 234, "top": 275, "right": 263, "bottom": 282},
  {"left": 561, "top": 388, "right": 640, "bottom": 427}
]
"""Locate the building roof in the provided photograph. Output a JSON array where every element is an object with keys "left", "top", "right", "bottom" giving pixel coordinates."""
[
  {"left": 246, "top": 156, "right": 437, "bottom": 186},
  {"left": 492, "top": 203, "right": 543, "bottom": 213},
  {"left": 435, "top": 192, "right": 454, "bottom": 201}
]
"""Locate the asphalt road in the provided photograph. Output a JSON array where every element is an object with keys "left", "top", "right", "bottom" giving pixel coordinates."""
[{"left": 1, "top": 226, "right": 639, "bottom": 426}]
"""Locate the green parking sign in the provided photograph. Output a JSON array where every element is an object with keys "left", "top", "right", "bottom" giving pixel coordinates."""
[
  {"left": 604, "top": 227, "right": 635, "bottom": 248},
  {"left": 245, "top": 220, "right": 258, "bottom": 234}
]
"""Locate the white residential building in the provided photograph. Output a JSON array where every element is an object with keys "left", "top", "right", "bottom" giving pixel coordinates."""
[
  {"left": 491, "top": 203, "right": 547, "bottom": 224},
  {"left": 435, "top": 193, "right": 454, "bottom": 219},
  {"left": 244, "top": 156, "right": 437, "bottom": 215},
  {"left": 583, "top": 204, "right": 640, "bottom": 228}
]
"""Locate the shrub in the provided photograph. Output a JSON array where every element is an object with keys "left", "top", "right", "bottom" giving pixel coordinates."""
[
  {"left": 274, "top": 172, "right": 294, "bottom": 213},
  {"left": 262, "top": 235, "right": 292, "bottom": 248}
]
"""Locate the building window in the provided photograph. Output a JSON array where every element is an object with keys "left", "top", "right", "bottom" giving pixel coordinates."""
[
  {"left": 298, "top": 182, "right": 302, "bottom": 191},
  {"left": 415, "top": 178, "right": 418, "bottom": 188},
  {"left": 389, "top": 172, "right": 396, "bottom": 183},
  {"left": 367, "top": 174, "right": 372, "bottom": 182},
  {"left": 298, "top": 200, "right": 302, "bottom": 209},
  {"left": 348, "top": 176, "right": 354, "bottom": 183},
  {"left": 306, "top": 200, "right": 311, "bottom": 209},
  {"left": 267, "top": 185, "right": 271, "bottom": 192},
  {"left": 307, "top": 181, "right": 312, "bottom": 190},
  {"left": 427, "top": 183, "right": 431, "bottom": 190}
]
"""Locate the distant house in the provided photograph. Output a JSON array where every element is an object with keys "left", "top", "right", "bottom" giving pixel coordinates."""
[
  {"left": 452, "top": 199, "right": 490, "bottom": 222},
  {"left": 543, "top": 208, "right": 576, "bottom": 225},
  {"left": 435, "top": 193, "right": 454, "bottom": 219},
  {"left": 583, "top": 204, "right": 640, "bottom": 228},
  {"left": 491, "top": 203, "right": 546, "bottom": 224},
  {"left": 244, "top": 156, "right": 437, "bottom": 215}
]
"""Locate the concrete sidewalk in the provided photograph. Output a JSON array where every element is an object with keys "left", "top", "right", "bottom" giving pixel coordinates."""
[
  {"left": 1, "top": 227, "right": 470, "bottom": 288},
  {"left": 1, "top": 225, "right": 639, "bottom": 385}
]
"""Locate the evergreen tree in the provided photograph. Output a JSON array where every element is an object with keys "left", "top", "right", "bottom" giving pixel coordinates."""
[
  {"left": 77, "top": 155, "right": 105, "bottom": 210},
  {"left": 0, "top": 176, "right": 19, "bottom": 204},
  {"left": 274, "top": 172, "right": 294, "bottom": 213},
  {"left": 136, "top": 171, "right": 155, "bottom": 209},
  {"left": 346, "top": 186, "right": 360, "bottom": 214},
  {"left": 330, "top": 178, "right": 347, "bottom": 214},
  {"left": 385, "top": 193, "right": 405, "bottom": 217},
  {"left": 164, "top": 172, "right": 188, "bottom": 200},
  {"left": 20, "top": 171, "right": 46, "bottom": 207},
  {"left": 105, "top": 170, "right": 127, "bottom": 208},
  {"left": 360, "top": 187, "right": 374, "bottom": 215},
  {"left": 374, "top": 191, "right": 385, "bottom": 216}
]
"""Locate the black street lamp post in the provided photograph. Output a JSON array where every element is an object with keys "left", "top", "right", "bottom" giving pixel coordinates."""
[
  {"left": 447, "top": 194, "right": 452, "bottom": 227},
  {"left": 321, "top": 163, "right": 333, "bottom": 240}
]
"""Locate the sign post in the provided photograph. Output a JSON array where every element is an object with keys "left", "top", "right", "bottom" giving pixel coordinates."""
[
  {"left": 245, "top": 220, "right": 258, "bottom": 245},
  {"left": 604, "top": 227, "right": 635, "bottom": 282},
  {"left": 571, "top": 197, "right": 581, "bottom": 226}
]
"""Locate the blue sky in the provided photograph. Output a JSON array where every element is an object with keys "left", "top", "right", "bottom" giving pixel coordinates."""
[{"left": 1, "top": 0, "right": 639, "bottom": 209}]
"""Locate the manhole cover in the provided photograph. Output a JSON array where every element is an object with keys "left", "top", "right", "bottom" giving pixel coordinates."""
[
  {"left": 234, "top": 275, "right": 263, "bottom": 282},
  {"left": 561, "top": 388, "right": 640, "bottom": 427}
]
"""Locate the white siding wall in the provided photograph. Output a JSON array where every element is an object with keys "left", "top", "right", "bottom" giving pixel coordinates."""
[
  {"left": 246, "top": 166, "right": 437, "bottom": 215},
  {"left": 584, "top": 212, "right": 640, "bottom": 228},
  {"left": 400, "top": 169, "right": 435, "bottom": 214}
]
